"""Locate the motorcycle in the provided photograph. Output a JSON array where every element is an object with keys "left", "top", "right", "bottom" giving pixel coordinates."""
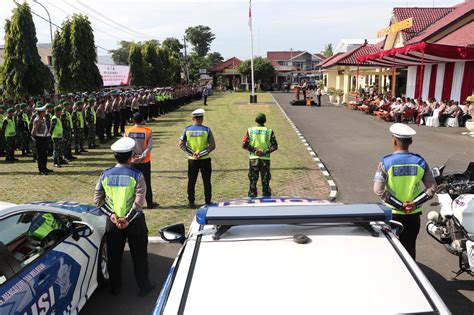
[{"left": 426, "top": 153, "right": 474, "bottom": 279}]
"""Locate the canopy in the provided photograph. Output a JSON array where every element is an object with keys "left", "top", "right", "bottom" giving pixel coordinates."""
[{"left": 357, "top": 42, "right": 474, "bottom": 66}]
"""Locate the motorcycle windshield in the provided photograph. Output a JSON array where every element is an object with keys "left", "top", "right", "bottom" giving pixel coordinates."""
[{"left": 443, "top": 152, "right": 473, "bottom": 175}]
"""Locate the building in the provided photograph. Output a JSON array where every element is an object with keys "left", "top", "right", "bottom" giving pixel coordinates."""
[
  {"left": 266, "top": 51, "right": 326, "bottom": 88},
  {"left": 209, "top": 57, "right": 244, "bottom": 90},
  {"left": 334, "top": 39, "right": 379, "bottom": 54},
  {"left": 0, "top": 43, "right": 52, "bottom": 66},
  {"left": 359, "top": 0, "right": 474, "bottom": 102}
]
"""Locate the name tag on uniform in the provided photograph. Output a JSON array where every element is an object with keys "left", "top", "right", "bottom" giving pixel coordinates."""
[
  {"left": 189, "top": 131, "right": 204, "bottom": 137},
  {"left": 128, "top": 132, "right": 146, "bottom": 139},
  {"left": 393, "top": 165, "right": 418, "bottom": 176},
  {"left": 107, "top": 175, "right": 130, "bottom": 186}
]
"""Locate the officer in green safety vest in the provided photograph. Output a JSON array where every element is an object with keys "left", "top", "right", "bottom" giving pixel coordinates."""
[
  {"left": 61, "top": 101, "right": 76, "bottom": 161},
  {"left": 179, "top": 108, "right": 216, "bottom": 208},
  {"left": 73, "top": 101, "right": 87, "bottom": 154},
  {"left": 374, "top": 123, "right": 437, "bottom": 260},
  {"left": 45, "top": 103, "right": 55, "bottom": 156},
  {"left": 51, "top": 106, "right": 66, "bottom": 167},
  {"left": 28, "top": 213, "right": 62, "bottom": 243},
  {"left": 94, "top": 137, "right": 155, "bottom": 297},
  {"left": 18, "top": 103, "right": 31, "bottom": 156},
  {"left": 0, "top": 105, "right": 6, "bottom": 157},
  {"left": 86, "top": 98, "right": 97, "bottom": 149},
  {"left": 3, "top": 108, "right": 18, "bottom": 163},
  {"left": 242, "top": 112, "right": 278, "bottom": 198}
]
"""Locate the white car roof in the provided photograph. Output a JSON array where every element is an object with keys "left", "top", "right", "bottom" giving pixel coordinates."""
[
  {"left": 162, "top": 200, "right": 449, "bottom": 315},
  {"left": 0, "top": 201, "right": 17, "bottom": 211}
]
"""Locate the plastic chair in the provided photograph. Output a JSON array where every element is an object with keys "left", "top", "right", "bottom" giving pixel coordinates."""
[
  {"left": 426, "top": 109, "right": 440, "bottom": 127},
  {"left": 446, "top": 117, "right": 459, "bottom": 128}
]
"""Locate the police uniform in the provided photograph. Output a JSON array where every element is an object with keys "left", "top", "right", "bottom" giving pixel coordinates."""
[
  {"left": 86, "top": 99, "right": 97, "bottom": 149},
  {"left": 94, "top": 137, "right": 155, "bottom": 296},
  {"left": 242, "top": 113, "right": 278, "bottom": 198},
  {"left": 73, "top": 102, "right": 86, "bottom": 154},
  {"left": 179, "top": 109, "right": 216, "bottom": 207},
  {"left": 0, "top": 105, "right": 6, "bottom": 156},
  {"left": 61, "top": 101, "right": 76, "bottom": 160},
  {"left": 30, "top": 104, "right": 51, "bottom": 175},
  {"left": 3, "top": 108, "right": 17, "bottom": 163},
  {"left": 50, "top": 106, "right": 65, "bottom": 167},
  {"left": 125, "top": 113, "right": 156, "bottom": 208},
  {"left": 18, "top": 103, "right": 31, "bottom": 156},
  {"left": 374, "top": 123, "right": 437, "bottom": 259}
]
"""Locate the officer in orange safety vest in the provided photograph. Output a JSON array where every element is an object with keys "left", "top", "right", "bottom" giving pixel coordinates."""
[{"left": 125, "top": 112, "right": 158, "bottom": 209}]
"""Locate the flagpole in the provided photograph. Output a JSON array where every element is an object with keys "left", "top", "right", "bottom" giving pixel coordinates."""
[{"left": 249, "top": 0, "right": 256, "bottom": 103}]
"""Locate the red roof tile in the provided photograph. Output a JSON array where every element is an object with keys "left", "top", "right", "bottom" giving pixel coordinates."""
[
  {"left": 393, "top": 7, "right": 454, "bottom": 42},
  {"left": 434, "top": 20, "right": 474, "bottom": 47},
  {"left": 209, "top": 57, "right": 242, "bottom": 72},
  {"left": 267, "top": 51, "right": 304, "bottom": 61},
  {"left": 321, "top": 43, "right": 383, "bottom": 68},
  {"left": 313, "top": 53, "right": 327, "bottom": 60},
  {"left": 317, "top": 52, "right": 344, "bottom": 68},
  {"left": 407, "top": 0, "right": 474, "bottom": 45}
]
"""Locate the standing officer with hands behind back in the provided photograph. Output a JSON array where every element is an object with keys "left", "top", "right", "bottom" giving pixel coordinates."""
[
  {"left": 374, "top": 123, "right": 437, "bottom": 260},
  {"left": 94, "top": 137, "right": 155, "bottom": 297},
  {"left": 179, "top": 109, "right": 216, "bottom": 208}
]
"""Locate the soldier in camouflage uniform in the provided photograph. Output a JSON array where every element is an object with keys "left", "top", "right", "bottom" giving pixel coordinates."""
[
  {"left": 61, "top": 101, "right": 76, "bottom": 160},
  {"left": 242, "top": 113, "right": 278, "bottom": 198},
  {"left": 73, "top": 101, "right": 87, "bottom": 154},
  {"left": 50, "top": 106, "right": 66, "bottom": 167},
  {"left": 45, "top": 103, "right": 55, "bottom": 156},
  {"left": 17, "top": 104, "right": 31, "bottom": 156},
  {"left": 0, "top": 105, "right": 6, "bottom": 157}
]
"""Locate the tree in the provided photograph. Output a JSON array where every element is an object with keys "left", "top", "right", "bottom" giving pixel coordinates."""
[
  {"left": 187, "top": 52, "right": 208, "bottom": 82},
  {"left": 323, "top": 44, "right": 333, "bottom": 58},
  {"left": 111, "top": 40, "right": 133, "bottom": 65},
  {"left": 129, "top": 43, "right": 145, "bottom": 86},
  {"left": 185, "top": 25, "right": 215, "bottom": 58},
  {"left": 142, "top": 40, "right": 161, "bottom": 86},
  {"left": 69, "top": 14, "right": 102, "bottom": 91},
  {"left": 52, "top": 19, "right": 73, "bottom": 92},
  {"left": 1, "top": 3, "right": 53, "bottom": 100},
  {"left": 162, "top": 37, "right": 183, "bottom": 54},
  {"left": 237, "top": 57, "right": 275, "bottom": 86},
  {"left": 207, "top": 52, "right": 224, "bottom": 68}
]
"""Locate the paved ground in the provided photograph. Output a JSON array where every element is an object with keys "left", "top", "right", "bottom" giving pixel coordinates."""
[
  {"left": 80, "top": 243, "right": 180, "bottom": 315},
  {"left": 272, "top": 92, "right": 474, "bottom": 315}
]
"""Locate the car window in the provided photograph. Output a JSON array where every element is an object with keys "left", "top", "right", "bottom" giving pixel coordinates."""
[{"left": 0, "top": 211, "right": 72, "bottom": 270}]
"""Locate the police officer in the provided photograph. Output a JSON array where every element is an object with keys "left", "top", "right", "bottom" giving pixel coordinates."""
[
  {"left": 73, "top": 101, "right": 87, "bottom": 154},
  {"left": 179, "top": 109, "right": 216, "bottom": 208},
  {"left": 18, "top": 103, "right": 31, "bottom": 156},
  {"left": 3, "top": 108, "right": 18, "bottom": 163},
  {"left": 61, "top": 101, "right": 76, "bottom": 161},
  {"left": 242, "top": 113, "right": 278, "bottom": 198},
  {"left": 94, "top": 137, "right": 155, "bottom": 296},
  {"left": 51, "top": 106, "right": 65, "bottom": 167},
  {"left": 374, "top": 123, "right": 437, "bottom": 260},
  {"left": 86, "top": 98, "right": 98, "bottom": 149},
  {"left": 125, "top": 112, "right": 157, "bottom": 209},
  {"left": 30, "top": 103, "right": 52, "bottom": 175},
  {"left": 0, "top": 105, "right": 6, "bottom": 157}
]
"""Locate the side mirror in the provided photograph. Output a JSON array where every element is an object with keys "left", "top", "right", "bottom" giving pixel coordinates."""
[
  {"left": 160, "top": 224, "right": 185, "bottom": 244},
  {"left": 71, "top": 221, "right": 94, "bottom": 241},
  {"left": 432, "top": 167, "right": 441, "bottom": 178},
  {"left": 388, "top": 220, "right": 404, "bottom": 236}
]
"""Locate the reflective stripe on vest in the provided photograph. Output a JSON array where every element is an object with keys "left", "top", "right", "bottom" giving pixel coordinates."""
[
  {"left": 4, "top": 117, "right": 16, "bottom": 137},
  {"left": 125, "top": 126, "right": 152, "bottom": 163},
  {"left": 91, "top": 108, "right": 97, "bottom": 124},
  {"left": 51, "top": 116, "right": 63, "bottom": 138},
  {"left": 101, "top": 174, "right": 137, "bottom": 217},
  {"left": 22, "top": 113, "right": 30, "bottom": 129},
  {"left": 186, "top": 127, "right": 210, "bottom": 160},
  {"left": 66, "top": 111, "right": 73, "bottom": 128},
  {"left": 248, "top": 126, "right": 272, "bottom": 160},
  {"left": 383, "top": 153, "right": 426, "bottom": 215},
  {"left": 28, "top": 213, "right": 60, "bottom": 240},
  {"left": 77, "top": 111, "right": 84, "bottom": 129}
]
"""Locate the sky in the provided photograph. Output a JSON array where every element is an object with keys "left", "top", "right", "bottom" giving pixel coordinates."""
[{"left": 0, "top": 0, "right": 463, "bottom": 60}]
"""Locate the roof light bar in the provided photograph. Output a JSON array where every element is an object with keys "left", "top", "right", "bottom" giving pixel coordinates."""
[{"left": 196, "top": 203, "right": 392, "bottom": 226}]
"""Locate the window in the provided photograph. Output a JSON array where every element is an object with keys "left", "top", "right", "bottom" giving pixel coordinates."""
[{"left": 0, "top": 212, "right": 71, "bottom": 270}]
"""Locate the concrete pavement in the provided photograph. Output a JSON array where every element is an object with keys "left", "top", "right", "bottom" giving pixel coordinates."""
[{"left": 272, "top": 92, "right": 473, "bottom": 314}]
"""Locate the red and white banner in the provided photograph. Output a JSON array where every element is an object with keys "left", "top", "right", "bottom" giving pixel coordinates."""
[{"left": 97, "top": 64, "right": 130, "bottom": 87}]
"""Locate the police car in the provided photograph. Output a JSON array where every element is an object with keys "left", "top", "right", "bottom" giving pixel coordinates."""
[
  {"left": 0, "top": 201, "right": 108, "bottom": 315},
  {"left": 153, "top": 197, "right": 450, "bottom": 315}
]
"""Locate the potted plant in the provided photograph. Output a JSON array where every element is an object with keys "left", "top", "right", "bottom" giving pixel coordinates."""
[
  {"left": 336, "top": 89, "right": 344, "bottom": 105},
  {"left": 327, "top": 87, "right": 336, "bottom": 103}
]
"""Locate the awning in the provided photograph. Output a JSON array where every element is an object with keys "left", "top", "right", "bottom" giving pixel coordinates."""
[{"left": 357, "top": 42, "right": 474, "bottom": 66}]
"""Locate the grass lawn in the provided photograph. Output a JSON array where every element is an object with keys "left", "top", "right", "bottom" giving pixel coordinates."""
[{"left": 0, "top": 92, "right": 329, "bottom": 234}]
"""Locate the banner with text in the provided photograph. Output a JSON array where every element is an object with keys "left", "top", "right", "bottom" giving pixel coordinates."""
[{"left": 98, "top": 64, "right": 130, "bottom": 87}]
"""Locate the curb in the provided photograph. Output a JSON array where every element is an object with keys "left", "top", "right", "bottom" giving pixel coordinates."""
[
  {"left": 270, "top": 93, "right": 338, "bottom": 201},
  {"left": 148, "top": 236, "right": 166, "bottom": 244}
]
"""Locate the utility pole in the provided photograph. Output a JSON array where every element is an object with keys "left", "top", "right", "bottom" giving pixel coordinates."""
[
  {"left": 249, "top": 0, "right": 256, "bottom": 103},
  {"left": 183, "top": 35, "right": 190, "bottom": 84},
  {"left": 33, "top": 0, "right": 53, "bottom": 44}
]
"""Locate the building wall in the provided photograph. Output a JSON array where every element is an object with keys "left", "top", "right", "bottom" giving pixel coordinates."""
[{"left": 0, "top": 46, "right": 52, "bottom": 66}]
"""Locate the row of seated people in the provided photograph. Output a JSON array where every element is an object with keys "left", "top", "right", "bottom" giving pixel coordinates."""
[{"left": 350, "top": 95, "right": 473, "bottom": 127}]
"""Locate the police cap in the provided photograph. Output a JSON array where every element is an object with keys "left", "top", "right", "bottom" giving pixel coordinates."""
[
  {"left": 390, "top": 123, "right": 416, "bottom": 139},
  {"left": 111, "top": 137, "right": 135, "bottom": 153},
  {"left": 191, "top": 108, "right": 205, "bottom": 117}
]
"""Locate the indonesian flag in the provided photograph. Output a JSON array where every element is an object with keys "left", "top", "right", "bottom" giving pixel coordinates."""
[{"left": 248, "top": 0, "right": 252, "bottom": 30}]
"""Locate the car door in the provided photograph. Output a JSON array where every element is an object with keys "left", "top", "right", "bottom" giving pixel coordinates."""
[{"left": 0, "top": 210, "right": 90, "bottom": 315}]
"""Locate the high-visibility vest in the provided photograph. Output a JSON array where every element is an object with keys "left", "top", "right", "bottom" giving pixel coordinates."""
[
  {"left": 100, "top": 166, "right": 141, "bottom": 217},
  {"left": 65, "top": 111, "right": 73, "bottom": 129},
  {"left": 4, "top": 117, "right": 16, "bottom": 137},
  {"left": 248, "top": 126, "right": 272, "bottom": 160},
  {"left": 28, "top": 213, "right": 60, "bottom": 240},
  {"left": 90, "top": 108, "right": 97, "bottom": 124},
  {"left": 125, "top": 125, "right": 152, "bottom": 163},
  {"left": 382, "top": 152, "right": 426, "bottom": 215},
  {"left": 76, "top": 111, "right": 84, "bottom": 129},
  {"left": 185, "top": 125, "right": 211, "bottom": 160},
  {"left": 51, "top": 116, "right": 63, "bottom": 138},
  {"left": 22, "top": 113, "right": 30, "bottom": 130}
]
